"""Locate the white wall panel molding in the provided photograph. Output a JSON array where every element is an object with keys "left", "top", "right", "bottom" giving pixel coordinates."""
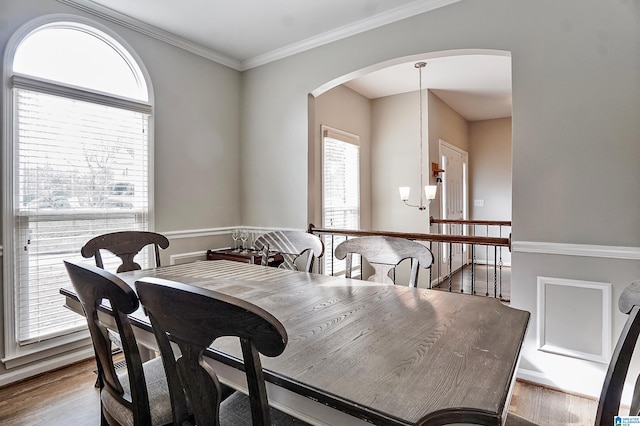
[
  {"left": 536, "top": 277, "right": 611, "bottom": 364},
  {"left": 169, "top": 250, "right": 209, "bottom": 266},
  {"left": 163, "top": 226, "right": 304, "bottom": 240},
  {"left": 512, "top": 241, "right": 640, "bottom": 260},
  {"left": 163, "top": 227, "right": 236, "bottom": 240}
]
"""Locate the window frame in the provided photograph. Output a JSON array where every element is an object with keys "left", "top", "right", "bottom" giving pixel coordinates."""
[
  {"left": 320, "top": 125, "right": 361, "bottom": 276},
  {"left": 2, "top": 14, "right": 155, "bottom": 368}
]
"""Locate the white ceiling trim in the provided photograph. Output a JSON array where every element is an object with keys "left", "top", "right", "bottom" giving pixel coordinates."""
[
  {"left": 243, "top": 0, "right": 462, "bottom": 70},
  {"left": 57, "top": 0, "right": 242, "bottom": 70},
  {"left": 58, "top": 0, "right": 461, "bottom": 71}
]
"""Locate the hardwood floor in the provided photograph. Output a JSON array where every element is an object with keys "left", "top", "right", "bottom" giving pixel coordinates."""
[
  {"left": 0, "top": 357, "right": 603, "bottom": 425},
  {"left": 431, "top": 264, "right": 511, "bottom": 301},
  {"left": 510, "top": 380, "right": 601, "bottom": 425},
  {"left": 0, "top": 357, "right": 99, "bottom": 425}
]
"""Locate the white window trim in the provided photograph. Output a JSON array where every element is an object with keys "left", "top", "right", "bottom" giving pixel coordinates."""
[
  {"left": 320, "top": 125, "right": 361, "bottom": 276},
  {"left": 321, "top": 125, "right": 360, "bottom": 147},
  {"left": 2, "top": 14, "right": 155, "bottom": 367},
  {"left": 320, "top": 125, "right": 360, "bottom": 229}
]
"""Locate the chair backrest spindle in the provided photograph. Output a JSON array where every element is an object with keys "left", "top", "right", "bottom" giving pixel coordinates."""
[{"left": 81, "top": 231, "right": 169, "bottom": 273}]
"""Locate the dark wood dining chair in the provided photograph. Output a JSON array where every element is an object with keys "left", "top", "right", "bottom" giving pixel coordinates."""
[
  {"left": 254, "top": 230, "right": 324, "bottom": 273},
  {"left": 334, "top": 235, "right": 434, "bottom": 287},
  {"left": 507, "top": 280, "right": 640, "bottom": 426},
  {"left": 81, "top": 231, "right": 169, "bottom": 273},
  {"left": 135, "top": 277, "right": 307, "bottom": 425},
  {"left": 81, "top": 230, "right": 170, "bottom": 387},
  {"left": 63, "top": 260, "right": 174, "bottom": 426}
]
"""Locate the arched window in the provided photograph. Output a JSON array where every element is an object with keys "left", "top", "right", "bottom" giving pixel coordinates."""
[
  {"left": 3, "top": 16, "right": 153, "bottom": 362},
  {"left": 12, "top": 22, "right": 148, "bottom": 100}
]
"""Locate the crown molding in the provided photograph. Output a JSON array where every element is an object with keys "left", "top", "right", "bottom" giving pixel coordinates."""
[
  {"left": 58, "top": 0, "right": 461, "bottom": 71},
  {"left": 56, "top": 0, "right": 242, "bottom": 70},
  {"left": 242, "top": 0, "right": 462, "bottom": 69}
]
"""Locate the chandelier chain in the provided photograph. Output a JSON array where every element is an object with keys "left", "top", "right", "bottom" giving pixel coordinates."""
[
  {"left": 416, "top": 62, "right": 426, "bottom": 208},
  {"left": 398, "top": 61, "right": 436, "bottom": 212}
]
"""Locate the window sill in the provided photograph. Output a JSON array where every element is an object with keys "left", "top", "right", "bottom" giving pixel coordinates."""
[{"left": 2, "top": 330, "right": 92, "bottom": 370}]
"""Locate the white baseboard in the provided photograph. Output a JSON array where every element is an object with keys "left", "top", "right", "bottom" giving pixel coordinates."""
[
  {"left": 517, "top": 367, "right": 607, "bottom": 402},
  {"left": 472, "top": 259, "right": 512, "bottom": 267}
]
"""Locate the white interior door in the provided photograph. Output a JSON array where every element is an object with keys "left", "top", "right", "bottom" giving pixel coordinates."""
[{"left": 440, "top": 141, "right": 468, "bottom": 273}]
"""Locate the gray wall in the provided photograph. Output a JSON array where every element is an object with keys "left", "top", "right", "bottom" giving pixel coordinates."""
[
  {"left": 240, "top": 0, "right": 640, "bottom": 397},
  {"left": 243, "top": 0, "right": 640, "bottom": 243},
  {"left": 427, "top": 90, "right": 470, "bottom": 221},
  {"left": 369, "top": 88, "right": 470, "bottom": 233},
  {"left": 1, "top": 0, "right": 242, "bottom": 234},
  {"left": 0, "top": 0, "right": 241, "bottom": 381},
  {"left": 311, "top": 85, "right": 372, "bottom": 230},
  {"left": 371, "top": 91, "right": 431, "bottom": 233},
  {"left": 469, "top": 117, "right": 512, "bottom": 223},
  {"left": 469, "top": 117, "right": 512, "bottom": 264}
]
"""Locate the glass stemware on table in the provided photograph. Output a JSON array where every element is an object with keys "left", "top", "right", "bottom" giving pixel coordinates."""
[
  {"left": 231, "top": 229, "right": 240, "bottom": 251},
  {"left": 240, "top": 230, "right": 249, "bottom": 252}
]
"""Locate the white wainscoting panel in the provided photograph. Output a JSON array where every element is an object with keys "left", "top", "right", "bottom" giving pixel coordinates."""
[
  {"left": 169, "top": 250, "right": 209, "bottom": 265},
  {"left": 537, "top": 276, "right": 611, "bottom": 364}
]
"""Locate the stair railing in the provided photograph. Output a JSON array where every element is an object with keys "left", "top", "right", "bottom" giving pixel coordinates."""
[{"left": 308, "top": 223, "right": 511, "bottom": 299}]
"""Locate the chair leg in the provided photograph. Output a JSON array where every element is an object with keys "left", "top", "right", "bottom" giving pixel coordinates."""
[
  {"left": 100, "top": 408, "right": 110, "bottom": 426},
  {"left": 94, "top": 359, "right": 103, "bottom": 388}
]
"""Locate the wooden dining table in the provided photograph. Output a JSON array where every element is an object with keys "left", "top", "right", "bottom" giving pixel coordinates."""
[{"left": 60, "top": 259, "right": 530, "bottom": 426}]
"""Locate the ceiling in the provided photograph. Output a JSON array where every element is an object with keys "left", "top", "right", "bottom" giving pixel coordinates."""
[
  {"left": 63, "top": 0, "right": 512, "bottom": 121},
  {"left": 344, "top": 53, "right": 512, "bottom": 121}
]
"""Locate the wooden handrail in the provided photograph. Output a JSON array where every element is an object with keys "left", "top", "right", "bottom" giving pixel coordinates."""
[
  {"left": 308, "top": 224, "right": 511, "bottom": 250},
  {"left": 429, "top": 216, "right": 512, "bottom": 227}
]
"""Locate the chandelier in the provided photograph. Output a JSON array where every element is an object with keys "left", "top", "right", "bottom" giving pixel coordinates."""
[{"left": 399, "top": 62, "right": 437, "bottom": 211}]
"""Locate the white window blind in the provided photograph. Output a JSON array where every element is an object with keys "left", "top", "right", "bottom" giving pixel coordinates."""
[
  {"left": 14, "top": 88, "right": 150, "bottom": 344},
  {"left": 5, "top": 21, "right": 152, "bottom": 350},
  {"left": 322, "top": 126, "right": 360, "bottom": 276}
]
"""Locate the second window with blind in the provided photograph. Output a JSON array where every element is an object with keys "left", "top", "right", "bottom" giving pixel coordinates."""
[{"left": 321, "top": 125, "right": 360, "bottom": 277}]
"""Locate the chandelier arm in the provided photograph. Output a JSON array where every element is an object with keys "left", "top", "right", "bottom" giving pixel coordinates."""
[{"left": 403, "top": 200, "right": 430, "bottom": 210}]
